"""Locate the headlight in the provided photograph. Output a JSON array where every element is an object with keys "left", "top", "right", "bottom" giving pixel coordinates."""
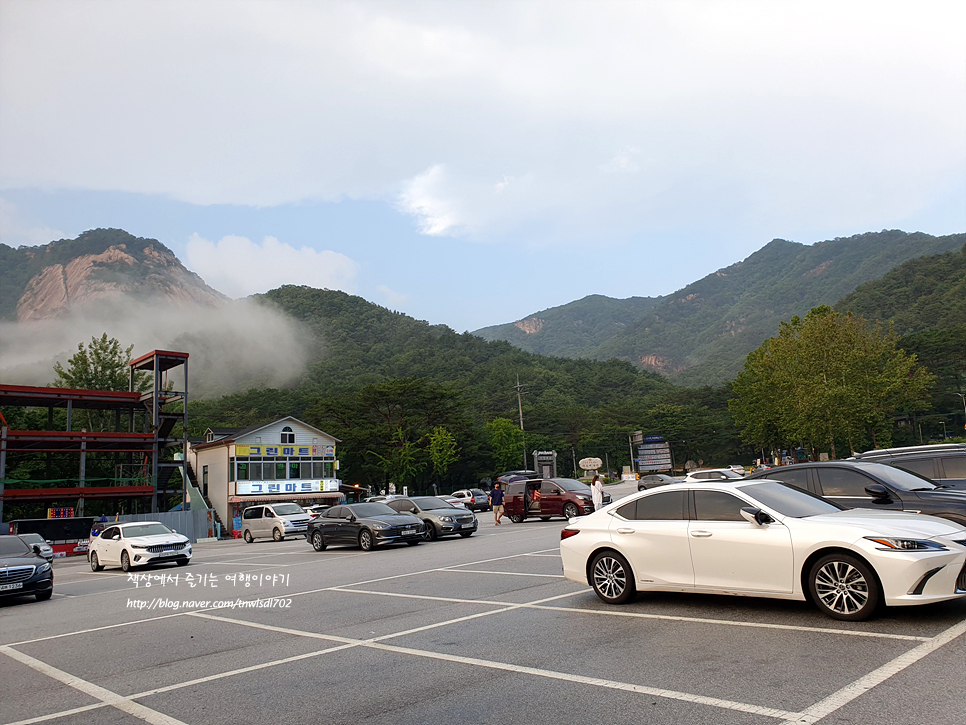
[
  {"left": 577, "top": 496, "right": 590, "bottom": 501},
  {"left": 131, "top": 544, "right": 148, "bottom": 549},
  {"left": 371, "top": 522, "right": 390, "bottom": 529},
  {"left": 38, "top": 562, "right": 51, "bottom": 573},
  {"left": 439, "top": 516, "right": 454, "bottom": 522},
  {"left": 865, "top": 537, "right": 948, "bottom": 551}
]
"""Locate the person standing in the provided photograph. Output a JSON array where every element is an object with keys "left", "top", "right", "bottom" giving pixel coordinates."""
[
  {"left": 489, "top": 482, "right": 505, "bottom": 525},
  {"left": 591, "top": 474, "right": 604, "bottom": 511}
]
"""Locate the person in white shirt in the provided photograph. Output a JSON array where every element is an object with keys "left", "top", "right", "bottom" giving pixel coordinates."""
[{"left": 591, "top": 474, "right": 603, "bottom": 511}]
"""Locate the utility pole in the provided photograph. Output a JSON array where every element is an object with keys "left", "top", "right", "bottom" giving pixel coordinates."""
[{"left": 513, "top": 376, "right": 529, "bottom": 469}]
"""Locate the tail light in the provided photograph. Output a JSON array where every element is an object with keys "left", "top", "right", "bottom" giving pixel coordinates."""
[{"left": 560, "top": 528, "right": 580, "bottom": 540}]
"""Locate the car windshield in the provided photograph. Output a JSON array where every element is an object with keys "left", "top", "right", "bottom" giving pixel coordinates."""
[
  {"left": 349, "top": 503, "right": 396, "bottom": 517},
  {"left": 411, "top": 496, "right": 455, "bottom": 509},
  {"left": 19, "top": 533, "right": 44, "bottom": 544},
  {"left": 739, "top": 481, "right": 845, "bottom": 517},
  {"left": 552, "top": 478, "right": 591, "bottom": 492},
  {"left": 122, "top": 523, "right": 173, "bottom": 537},
  {"left": 0, "top": 536, "right": 31, "bottom": 556},
  {"left": 272, "top": 504, "right": 305, "bottom": 515},
  {"left": 863, "top": 463, "right": 938, "bottom": 491}
]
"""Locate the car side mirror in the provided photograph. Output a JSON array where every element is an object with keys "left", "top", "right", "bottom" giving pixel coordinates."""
[
  {"left": 172, "top": 529, "right": 177, "bottom": 534},
  {"left": 348, "top": 515, "right": 356, "bottom": 522},
  {"left": 865, "top": 484, "right": 891, "bottom": 500},
  {"left": 740, "top": 507, "right": 774, "bottom": 526},
  {"left": 32, "top": 544, "right": 43, "bottom": 554},
  {"left": 410, "top": 507, "right": 418, "bottom": 514},
  {"left": 112, "top": 535, "right": 121, "bottom": 541}
]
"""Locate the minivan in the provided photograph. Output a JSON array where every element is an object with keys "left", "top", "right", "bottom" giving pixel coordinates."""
[
  {"left": 241, "top": 503, "right": 311, "bottom": 542},
  {"left": 503, "top": 478, "right": 610, "bottom": 522}
]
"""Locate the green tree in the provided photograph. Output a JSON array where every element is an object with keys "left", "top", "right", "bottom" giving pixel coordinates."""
[
  {"left": 52, "top": 334, "right": 149, "bottom": 431},
  {"left": 428, "top": 426, "right": 460, "bottom": 478},
  {"left": 729, "top": 306, "right": 934, "bottom": 457},
  {"left": 486, "top": 418, "right": 524, "bottom": 471}
]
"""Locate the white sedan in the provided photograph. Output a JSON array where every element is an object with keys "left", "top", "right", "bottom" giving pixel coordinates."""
[
  {"left": 560, "top": 479, "right": 966, "bottom": 620},
  {"left": 89, "top": 521, "right": 191, "bottom": 572}
]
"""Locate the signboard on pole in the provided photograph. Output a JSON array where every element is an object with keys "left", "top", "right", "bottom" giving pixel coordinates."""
[{"left": 635, "top": 435, "right": 672, "bottom": 471}]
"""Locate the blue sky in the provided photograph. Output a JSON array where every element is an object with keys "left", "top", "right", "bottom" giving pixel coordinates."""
[{"left": 1, "top": 1, "right": 964, "bottom": 332}]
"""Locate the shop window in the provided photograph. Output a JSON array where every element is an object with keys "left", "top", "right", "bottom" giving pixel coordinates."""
[
  {"left": 275, "top": 462, "right": 286, "bottom": 480},
  {"left": 281, "top": 426, "right": 295, "bottom": 444},
  {"left": 202, "top": 466, "right": 208, "bottom": 497},
  {"left": 237, "top": 462, "right": 249, "bottom": 481},
  {"left": 249, "top": 462, "right": 263, "bottom": 481},
  {"left": 262, "top": 462, "right": 276, "bottom": 481},
  {"left": 300, "top": 461, "right": 312, "bottom": 479},
  {"left": 229, "top": 458, "right": 235, "bottom": 482},
  {"left": 312, "top": 462, "right": 325, "bottom": 478},
  {"left": 289, "top": 461, "right": 300, "bottom": 480}
]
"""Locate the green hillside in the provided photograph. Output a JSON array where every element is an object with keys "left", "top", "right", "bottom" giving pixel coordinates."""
[{"left": 474, "top": 230, "right": 965, "bottom": 387}]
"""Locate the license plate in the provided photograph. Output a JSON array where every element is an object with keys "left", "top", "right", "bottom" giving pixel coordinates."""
[
  {"left": 0, "top": 582, "right": 24, "bottom": 591},
  {"left": 461, "top": 523, "right": 475, "bottom": 529},
  {"left": 402, "top": 529, "right": 416, "bottom": 536}
]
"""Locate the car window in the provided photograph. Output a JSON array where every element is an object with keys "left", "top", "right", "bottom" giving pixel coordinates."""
[
  {"left": 817, "top": 468, "right": 873, "bottom": 497},
  {"left": 272, "top": 503, "right": 304, "bottom": 516},
  {"left": 387, "top": 500, "right": 409, "bottom": 513},
  {"left": 618, "top": 490, "right": 686, "bottom": 520},
  {"left": 20, "top": 533, "right": 44, "bottom": 544},
  {"left": 693, "top": 491, "right": 747, "bottom": 521},
  {"left": 122, "top": 524, "right": 173, "bottom": 537},
  {"left": 411, "top": 496, "right": 454, "bottom": 509},
  {"left": 761, "top": 468, "right": 810, "bottom": 490},
  {"left": 738, "top": 481, "right": 844, "bottom": 517},
  {"left": 323, "top": 507, "right": 342, "bottom": 518},
  {"left": 890, "top": 458, "right": 936, "bottom": 479},
  {"left": 0, "top": 536, "right": 31, "bottom": 555},
  {"left": 243, "top": 507, "right": 261, "bottom": 520},
  {"left": 102, "top": 527, "right": 118, "bottom": 539},
  {"left": 541, "top": 482, "right": 561, "bottom": 495},
  {"left": 940, "top": 456, "right": 966, "bottom": 478}
]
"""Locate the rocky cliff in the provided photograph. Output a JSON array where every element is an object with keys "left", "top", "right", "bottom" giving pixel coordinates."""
[{"left": 2, "top": 229, "right": 227, "bottom": 322}]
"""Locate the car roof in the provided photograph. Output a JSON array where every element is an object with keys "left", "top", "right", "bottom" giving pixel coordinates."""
[
  {"left": 852, "top": 443, "right": 966, "bottom": 459},
  {"left": 109, "top": 521, "right": 165, "bottom": 527}
]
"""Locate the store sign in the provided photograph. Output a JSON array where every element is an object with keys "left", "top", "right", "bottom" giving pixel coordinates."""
[
  {"left": 236, "top": 479, "right": 342, "bottom": 495},
  {"left": 236, "top": 444, "right": 335, "bottom": 457}
]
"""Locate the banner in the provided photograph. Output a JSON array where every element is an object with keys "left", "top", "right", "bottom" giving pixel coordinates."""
[
  {"left": 235, "top": 444, "right": 335, "bottom": 457},
  {"left": 236, "top": 479, "right": 341, "bottom": 495}
]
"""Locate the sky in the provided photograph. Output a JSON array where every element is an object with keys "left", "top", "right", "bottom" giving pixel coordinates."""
[{"left": 1, "top": 0, "right": 964, "bottom": 332}]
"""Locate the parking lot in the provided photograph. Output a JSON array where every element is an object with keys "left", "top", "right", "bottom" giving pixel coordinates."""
[{"left": 2, "top": 482, "right": 965, "bottom": 725}]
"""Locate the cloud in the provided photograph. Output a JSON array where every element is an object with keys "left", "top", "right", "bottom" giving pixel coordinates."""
[
  {"left": 0, "top": 1, "right": 963, "bottom": 246},
  {"left": 0, "top": 197, "right": 68, "bottom": 246},
  {"left": 376, "top": 284, "right": 407, "bottom": 307},
  {"left": 184, "top": 234, "right": 358, "bottom": 299}
]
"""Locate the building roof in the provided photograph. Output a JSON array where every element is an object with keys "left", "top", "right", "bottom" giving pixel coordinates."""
[{"left": 191, "top": 416, "right": 340, "bottom": 451}]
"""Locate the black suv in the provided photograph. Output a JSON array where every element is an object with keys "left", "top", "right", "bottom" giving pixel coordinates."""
[
  {"left": 746, "top": 461, "right": 966, "bottom": 526},
  {"left": 850, "top": 444, "right": 966, "bottom": 490}
]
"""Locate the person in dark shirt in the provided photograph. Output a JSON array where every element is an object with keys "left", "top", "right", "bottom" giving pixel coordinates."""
[{"left": 488, "top": 483, "right": 505, "bottom": 525}]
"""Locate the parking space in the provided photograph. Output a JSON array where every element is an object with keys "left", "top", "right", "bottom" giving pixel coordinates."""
[{"left": 2, "top": 495, "right": 965, "bottom": 725}]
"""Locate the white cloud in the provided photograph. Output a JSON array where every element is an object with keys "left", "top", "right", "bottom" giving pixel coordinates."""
[
  {"left": 184, "top": 234, "right": 358, "bottom": 299},
  {"left": 376, "top": 285, "right": 408, "bottom": 307},
  {"left": 0, "top": 1, "right": 963, "bottom": 244},
  {"left": 0, "top": 198, "right": 68, "bottom": 246}
]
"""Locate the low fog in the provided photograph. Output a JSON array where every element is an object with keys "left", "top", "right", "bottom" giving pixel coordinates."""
[{"left": 0, "top": 296, "right": 313, "bottom": 398}]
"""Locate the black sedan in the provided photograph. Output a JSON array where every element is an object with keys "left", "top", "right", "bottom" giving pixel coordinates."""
[
  {"left": 306, "top": 503, "right": 424, "bottom": 552},
  {"left": 1, "top": 535, "right": 54, "bottom": 602},
  {"left": 746, "top": 461, "right": 966, "bottom": 526},
  {"left": 385, "top": 496, "right": 478, "bottom": 540},
  {"left": 637, "top": 474, "right": 680, "bottom": 491}
]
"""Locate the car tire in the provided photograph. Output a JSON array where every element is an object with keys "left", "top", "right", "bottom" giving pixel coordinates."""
[
  {"left": 590, "top": 550, "right": 635, "bottom": 604},
  {"left": 808, "top": 553, "right": 881, "bottom": 621},
  {"left": 311, "top": 531, "right": 327, "bottom": 551},
  {"left": 359, "top": 529, "right": 374, "bottom": 551},
  {"left": 90, "top": 552, "right": 103, "bottom": 572},
  {"left": 273, "top": 528, "right": 284, "bottom": 542},
  {"left": 508, "top": 515, "right": 523, "bottom": 523},
  {"left": 243, "top": 530, "right": 254, "bottom": 543},
  {"left": 176, "top": 558, "right": 189, "bottom": 567},
  {"left": 35, "top": 589, "right": 53, "bottom": 601},
  {"left": 120, "top": 550, "right": 132, "bottom": 573},
  {"left": 406, "top": 540, "right": 421, "bottom": 546},
  {"left": 563, "top": 503, "right": 579, "bottom": 519},
  {"left": 424, "top": 523, "right": 438, "bottom": 541}
]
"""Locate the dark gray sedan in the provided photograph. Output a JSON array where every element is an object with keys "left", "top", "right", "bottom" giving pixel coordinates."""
[
  {"left": 306, "top": 503, "right": 424, "bottom": 552},
  {"left": 386, "top": 496, "right": 478, "bottom": 540}
]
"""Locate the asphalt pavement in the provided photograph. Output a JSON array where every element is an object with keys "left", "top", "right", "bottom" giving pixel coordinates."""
[{"left": 2, "top": 479, "right": 965, "bottom": 725}]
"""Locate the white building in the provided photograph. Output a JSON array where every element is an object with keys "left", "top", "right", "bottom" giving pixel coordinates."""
[{"left": 187, "top": 416, "right": 345, "bottom": 537}]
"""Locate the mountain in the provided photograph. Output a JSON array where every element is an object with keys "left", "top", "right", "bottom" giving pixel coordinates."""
[
  {"left": 474, "top": 230, "right": 966, "bottom": 386},
  {"left": 0, "top": 228, "right": 227, "bottom": 322},
  {"left": 473, "top": 295, "right": 663, "bottom": 358}
]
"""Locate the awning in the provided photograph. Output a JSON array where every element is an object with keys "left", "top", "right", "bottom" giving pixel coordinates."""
[{"left": 228, "top": 492, "right": 342, "bottom": 504}]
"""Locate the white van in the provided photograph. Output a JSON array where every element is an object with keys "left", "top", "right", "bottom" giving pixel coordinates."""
[{"left": 241, "top": 503, "right": 311, "bottom": 542}]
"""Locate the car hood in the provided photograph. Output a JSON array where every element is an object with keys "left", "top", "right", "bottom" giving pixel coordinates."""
[
  {"left": 806, "top": 509, "right": 966, "bottom": 540},
  {"left": 123, "top": 533, "right": 189, "bottom": 545},
  {"left": 365, "top": 513, "right": 422, "bottom": 526},
  {"left": 1, "top": 554, "right": 45, "bottom": 567}
]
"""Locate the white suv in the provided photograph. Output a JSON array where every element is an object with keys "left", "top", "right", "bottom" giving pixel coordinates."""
[
  {"left": 450, "top": 489, "right": 490, "bottom": 512},
  {"left": 683, "top": 468, "right": 746, "bottom": 482}
]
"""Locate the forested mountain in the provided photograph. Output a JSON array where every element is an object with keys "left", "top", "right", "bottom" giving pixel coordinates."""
[
  {"left": 473, "top": 294, "right": 663, "bottom": 358},
  {"left": 474, "top": 230, "right": 965, "bottom": 387},
  {"left": 190, "top": 285, "right": 747, "bottom": 488},
  {"left": 0, "top": 228, "right": 226, "bottom": 321}
]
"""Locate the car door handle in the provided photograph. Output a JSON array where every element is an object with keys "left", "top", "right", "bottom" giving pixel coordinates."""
[
  {"left": 690, "top": 530, "right": 712, "bottom": 538},
  {"left": 616, "top": 528, "right": 635, "bottom": 535}
]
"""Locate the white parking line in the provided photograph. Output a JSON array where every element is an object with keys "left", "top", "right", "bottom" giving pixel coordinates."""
[
  {"left": 0, "top": 646, "right": 189, "bottom": 725},
  {"left": 779, "top": 617, "right": 966, "bottom": 725},
  {"left": 439, "top": 568, "right": 565, "bottom": 578}
]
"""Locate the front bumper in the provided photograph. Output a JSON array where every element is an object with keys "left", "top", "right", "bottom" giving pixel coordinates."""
[
  {"left": 0, "top": 567, "right": 53, "bottom": 598},
  {"left": 131, "top": 545, "right": 192, "bottom": 566},
  {"left": 373, "top": 524, "right": 425, "bottom": 544},
  {"left": 857, "top": 543, "right": 966, "bottom": 607}
]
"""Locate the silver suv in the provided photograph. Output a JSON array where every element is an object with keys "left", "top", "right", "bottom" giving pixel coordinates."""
[
  {"left": 450, "top": 488, "right": 490, "bottom": 512},
  {"left": 241, "top": 503, "right": 311, "bottom": 542}
]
